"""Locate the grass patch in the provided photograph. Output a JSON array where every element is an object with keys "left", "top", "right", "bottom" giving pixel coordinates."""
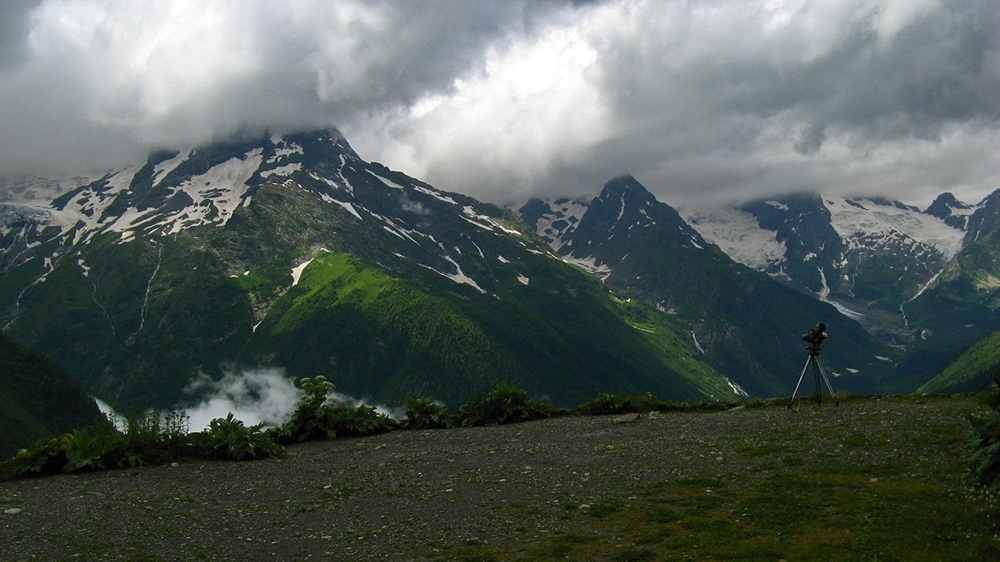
[
  {"left": 439, "top": 398, "right": 1000, "bottom": 561},
  {"left": 497, "top": 474, "right": 1000, "bottom": 560}
]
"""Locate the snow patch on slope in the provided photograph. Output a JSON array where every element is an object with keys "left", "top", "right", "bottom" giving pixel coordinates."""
[
  {"left": 369, "top": 171, "right": 404, "bottom": 190},
  {"left": 291, "top": 257, "right": 313, "bottom": 287},
  {"left": 823, "top": 197, "right": 964, "bottom": 260},
  {"left": 262, "top": 162, "right": 302, "bottom": 177},
  {"left": 48, "top": 167, "right": 139, "bottom": 244},
  {"left": 267, "top": 138, "right": 303, "bottom": 163},
  {"left": 152, "top": 150, "right": 191, "bottom": 187},
  {"left": 160, "top": 148, "right": 264, "bottom": 234},
  {"left": 413, "top": 185, "right": 458, "bottom": 205},
  {"left": 319, "top": 193, "right": 363, "bottom": 220},
  {"left": 533, "top": 197, "right": 589, "bottom": 251},
  {"left": 682, "top": 206, "right": 786, "bottom": 270},
  {"left": 421, "top": 255, "right": 486, "bottom": 293},
  {"left": 561, "top": 254, "right": 612, "bottom": 280},
  {"left": 723, "top": 376, "right": 749, "bottom": 397}
]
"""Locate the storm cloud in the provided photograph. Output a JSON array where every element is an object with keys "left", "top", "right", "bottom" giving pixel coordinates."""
[{"left": 1, "top": 0, "right": 998, "bottom": 207}]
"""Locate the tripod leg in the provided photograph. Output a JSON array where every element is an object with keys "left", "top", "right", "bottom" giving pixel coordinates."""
[
  {"left": 787, "top": 356, "right": 812, "bottom": 411},
  {"left": 815, "top": 358, "right": 839, "bottom": 407},
  {"left": 813, "top": 360, "right": 823, "bottom": 405}
]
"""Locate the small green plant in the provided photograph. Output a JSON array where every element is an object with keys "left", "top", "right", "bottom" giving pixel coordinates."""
[
  {"left": 610, "top": 547, "right": 656, "bottom": 561},
  {"left": 275, "top": 376, "right": 339, "bottom": 443},
  {"left": 120, "top": 408, "right": 189, "bottom": 466},
  {"left": 970, "top": 416, "right": 1000, "bottom": 486},
  {"left": 402, "top": 397, "right": 453, "bottom": 429},
  {"left": 6, "top": 436, "right": 66, "bottom": 476},
  {"left": 968, "top": 387, "right": 1000, "bottom": 487},
  {"left": 634, "top": 392, "right": 666, "bottom": 413},
  {"left": 457, "top": 383, "right": 564, "bottom": 427},
  {"left": 327, "top": 404, "right": 399, "bottom": 437},
  {"left": 577, "top": 393, "right": 636, "bottom": 416},
  {"left": 62, "top": 419, "right": 125, "bottom": 472},
  {"left": 190, "top": 413, "right": 285, "bottom": 460},
  {"left": 4, "top": 415, "right": 125, "bottom": 476}
]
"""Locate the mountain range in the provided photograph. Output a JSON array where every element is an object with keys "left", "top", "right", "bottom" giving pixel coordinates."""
[
  {"left": 0, "top": 130, "right": 731, "bottom": 416},
  {"left": 3, "top": 128, "right": 999, "bottom": 426},
  {"left": 521, "top": 178, "right": 896, "bottom": 398},
  {"left": 523, "top": 182, "right": 1000, "bottom": 394},
  {"left": 684, "top": 191, "right": 1000, "bottom": 392}
]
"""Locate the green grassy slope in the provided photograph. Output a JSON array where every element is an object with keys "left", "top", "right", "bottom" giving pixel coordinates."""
[
  {"left": 561, "top": 177, "right": 896, "bottom": 397},
  {"left": 0, "top": 333, "right": 103, "bottom": 458},
  {"left": 918, "top": 330, "right": 1000, "bottom": 394},
  {"left": 251, "top": 251, "right": 733, "bottom": 408},
  {"left": 894, "top": 220, "right": 1000, "bottom": 391}
]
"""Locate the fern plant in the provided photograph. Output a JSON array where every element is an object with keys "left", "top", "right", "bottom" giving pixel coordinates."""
[
  {"left": 457, "top": 383, "right": 563, "bottom": 427},
  {"left": 6, "top": 436, "right": 65, "bottom": 476},
  {"left": 62, "top": 420, "right": 125, "bottom": 472},
  {"left": 274, "top": 376, "right": 339, "bottom": 443},
  {"left": 190, "top": 413, "right": 285, "bottom": 461},
  {"left": 969, "top": 390, "right": 1000, "bottom": 487},
  {"left": 403, "top": 397, "right": 453, "bottom": 429},
  {"left": 328, "top": 405, "right": 398, "bottom": 437},
  {"left": 577, "top": 393, "right": 636, "bottom": 416}
]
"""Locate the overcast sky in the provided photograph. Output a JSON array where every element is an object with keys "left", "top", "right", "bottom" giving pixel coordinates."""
[{"left": 1, "top": 0, "right": 998, "bottom": 208}]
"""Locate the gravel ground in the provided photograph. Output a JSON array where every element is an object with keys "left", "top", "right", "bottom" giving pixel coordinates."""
[{"left": 0, "top": 396, "right": 984, "bottom": 561}]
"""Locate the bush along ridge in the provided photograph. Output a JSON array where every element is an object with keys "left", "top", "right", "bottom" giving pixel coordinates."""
[
  {"left": 969, "top": 387, "right": 1000, "bottom": 487},
  {"left": 0, "top": 378, "right": 891, "bottom": 480}
]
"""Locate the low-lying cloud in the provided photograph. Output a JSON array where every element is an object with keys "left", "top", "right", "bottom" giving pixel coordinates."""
[
  {"left": 178, "top": 368, "right": 403, "bottom": 432},
  {"left": 180, "top": 368, "right": 303, "bottom": 432}
]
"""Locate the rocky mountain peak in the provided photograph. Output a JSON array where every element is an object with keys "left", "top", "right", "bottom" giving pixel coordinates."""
[
  {"left": 964, "top": 188, "right": 1000, "bottom": 246},
  {"left": 593, "top": 174, "right": 658, "bottom": 213},
  {"left": 925, "top": 191, "right": 973, "bottom": 230}
]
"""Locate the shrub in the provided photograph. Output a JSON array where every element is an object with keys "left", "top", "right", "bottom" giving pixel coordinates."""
[
  {"left": 457, "top": 383, "right": 564, "bottom": 427},
  {"left": 970, "top": 413, "right": 1000, "bottom": 487},
  {"left": 634, "top": 392, "right": 666, "bottom": 413},
  {"left": 62, "top": 420, "right": 126, "bottom": 472},
  {"left": 327, "top": 405, "right": 398, "bottom": 437},
  {"left": 273, "top": 376, "right": 399, "bottom": 442},
  {"left": 5, "top": 436, "right": 67, "bottom": 476},
  {"left": 969, "top": 386, "right": 1000, "bottom": 487},
  {"left": 190, "top": 413, "right": 285, "bottom": 461},
  {"left": 403, "top": 397, "right": 453, "bottom": 430},
  {"left": 1, "top": 407, "right": 283, "bottom": 478},
  {"left": 577, "top": 393, "right": 636, "bottom": 415},
  {"left": 655, "top": 399, "right": 730, "bottom": 413},
  {"left": 119, "top": 408, "right": 189, "bottom": 467},
  {"left": 4, "top": 415, "right": 125, "bottom": 475},
  {"left": 275, "top": 376, "right": 339, "bottom": 443}
]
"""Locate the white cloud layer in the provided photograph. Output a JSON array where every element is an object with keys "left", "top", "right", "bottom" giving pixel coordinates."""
[
  {"left": 96, "top": 368, "right": 402, "bottom": 433},
  {"left": 0, "top": 0, "right": 997, "bottom": 207},
  {"left": 181, "top": 368, "right": 303, "bottom": 432},
  {"left": 178, "top": 368, "right": 403, "bottom": 432}
]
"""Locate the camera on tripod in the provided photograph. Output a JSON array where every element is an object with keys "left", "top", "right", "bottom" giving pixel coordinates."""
[
  {"left": 801, "top": 323, "right": 827, "bottom": 347},
  {"left": 788, "top": 322, "right": 838, "bottom": 411}
]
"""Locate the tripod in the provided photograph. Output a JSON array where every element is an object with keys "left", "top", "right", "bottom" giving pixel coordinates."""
[{"left": 787, "top": 343, "right": 839, "bottom": 411}]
